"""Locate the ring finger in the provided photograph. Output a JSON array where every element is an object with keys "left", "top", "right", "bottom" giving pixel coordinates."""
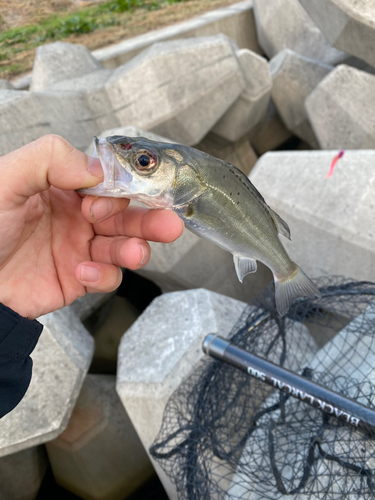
[{"left": 90, "top": 234, "right": 151, "bottom": 270}]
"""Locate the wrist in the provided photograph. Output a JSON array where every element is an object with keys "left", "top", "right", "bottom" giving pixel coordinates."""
[
  {"left": 0, "top": 302, "right": 43, "bottom": 344},
  {"left": 0, "top": 297, "right": 36, "bottom": 321}
]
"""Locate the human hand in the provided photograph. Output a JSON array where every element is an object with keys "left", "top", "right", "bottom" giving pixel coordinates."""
[{"left": 0, "top": 135, "right": 184, "bottom": 320}]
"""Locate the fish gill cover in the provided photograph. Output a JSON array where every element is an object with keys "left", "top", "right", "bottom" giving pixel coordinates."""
[{"left": 150, "top": 276, "right": 375, "bottom": 499}]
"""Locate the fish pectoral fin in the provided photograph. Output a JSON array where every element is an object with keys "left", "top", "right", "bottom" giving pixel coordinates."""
[
  {"left": 233, "top": 255, "right": 257, "bottom": 283},
  {"left": 269, "top": 208, "right": 291, "bottom": 240}
]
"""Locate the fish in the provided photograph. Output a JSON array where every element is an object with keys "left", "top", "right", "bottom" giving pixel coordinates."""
[{"left": 79, "top": 135, "right": 320, "bottom": 316}]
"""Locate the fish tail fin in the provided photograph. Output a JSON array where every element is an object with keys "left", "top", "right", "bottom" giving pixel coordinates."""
[{"left": 274, "top": 264, "right": 320, "bottom": 316}]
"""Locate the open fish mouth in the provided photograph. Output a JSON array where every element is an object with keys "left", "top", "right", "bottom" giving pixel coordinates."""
[{"left": 78, "top": 137, "right": 133, "bottom": 197}]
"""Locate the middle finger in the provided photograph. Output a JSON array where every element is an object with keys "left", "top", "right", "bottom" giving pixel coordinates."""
[{"left": 93, "top": 205, "right": 184, "bottom": 242}]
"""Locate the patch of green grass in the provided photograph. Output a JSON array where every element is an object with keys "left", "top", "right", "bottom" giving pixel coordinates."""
[
  {"left": 0, "top": 0, "right": 191, "bottom": 77},
  {"left": 5, "top": 62, "right": 23, "bottom": 74},
  {"left": 0, "top": 0, "right": 177, "bottom": 46}
]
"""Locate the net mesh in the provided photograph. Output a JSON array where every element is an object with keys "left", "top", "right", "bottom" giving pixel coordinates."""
[{"left": 150, "top": 276, "right": 375, "bottom": 499}]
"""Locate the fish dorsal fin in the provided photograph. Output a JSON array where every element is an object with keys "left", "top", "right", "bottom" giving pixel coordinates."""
[
  {"left": 233, "top": 255, "right": 257, "bottom": 283},
  {"left": 269, "top": 208, "right": 291, "bottom": 240}
]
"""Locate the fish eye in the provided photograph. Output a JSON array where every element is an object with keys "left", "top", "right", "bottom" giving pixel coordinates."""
[
  {"left": 134, "top": 150, "right": 158, "bottom": 174},
  {"left": 137, "top": 154, "right": 150, "bottom": 168}
]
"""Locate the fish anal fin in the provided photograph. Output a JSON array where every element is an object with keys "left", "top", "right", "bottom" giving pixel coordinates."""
[
  {"left": 269, "top": 208, "right": 291, "bottom": 240},
  {"left": 233, "top": 255, "right": 257, "bottom": 283}
]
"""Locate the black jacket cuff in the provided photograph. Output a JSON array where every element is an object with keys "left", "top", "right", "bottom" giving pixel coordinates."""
[{"left": 0, "top": 303, "right": 43, "bottom": 418}]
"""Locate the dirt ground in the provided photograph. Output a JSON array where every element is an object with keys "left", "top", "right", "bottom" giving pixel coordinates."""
[
  {"left": 0, "top": 0, "right": 240, "bottom": 30},
  {"left": 61, "top": 0, "right": 243, "bottom": 51},
  {"left": 1, "top": 0, "right": 241, "bottom": 80}
]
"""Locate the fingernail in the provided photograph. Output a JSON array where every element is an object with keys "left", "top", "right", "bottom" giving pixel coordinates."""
[
  {"left": 80, "top": 265, "right": 100, "bottom": 282},
  {"left": 87, "top": 157, "right": 103, "bottom": 177},
  {"left": 90, "top": 198, "right": 114, "bottom": 222},
  {"left": 139, "top": 244, "right": 149, "bottom": 267}
]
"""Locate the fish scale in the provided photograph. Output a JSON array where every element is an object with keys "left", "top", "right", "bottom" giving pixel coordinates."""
[{"left": 176, "top": 152, "right": 290, "bottom": 271}]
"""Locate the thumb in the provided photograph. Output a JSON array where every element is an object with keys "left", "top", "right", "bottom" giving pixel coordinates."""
[{"left": 0, "top": 134, "right": 103, "bottom": 208}]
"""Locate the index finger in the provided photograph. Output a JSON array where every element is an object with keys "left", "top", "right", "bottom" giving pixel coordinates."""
[
  {"left": 92, "top": 205, "right": 184, "bottom": 243},
  {"left": 0, "top": 135, "right": 103, "bottom": 209}
]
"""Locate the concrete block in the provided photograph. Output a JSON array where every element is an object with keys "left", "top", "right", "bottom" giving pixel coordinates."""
[
  {"left": 84, "top": 125, "right": 172, "bottom": 155},
  {"left": 90, "top": 296, "right": 140, "bottom": 374},
  {"left": 30, "top": 42, "right": 102, "bottom": 92},
  {"left": 299, "top": 0, "right": 375, "bottom": 70},
  {"left": 248, "top": 99, "right": 292, "bottom": 155},
  {"left": 136, "top": 227, "right": 272, "bottom": 304},
  {"left": 10, "top": 2, "right": 261, "bottom": 93},
  {"left": 253, "top": 0, "right": 346, "bottom": 65},
  {"left": 228, "top": 319, "right": 318, "bottom": 499},
  {"left": 104, "top": 34, "right": 246, "bottom": 145},
  {"left": 47, "top": 68, "right": 117, "bottom": 135},
  {"left": 93, "top": 1, "right": 262, "bottom": 69},
  {"left": 212, "top": 48, "right": 271, "bottom": 142},
  {"left": 69, "top": 292, "right": 115, "bottom": 322},
  {"left": 46, "top": 374, "right": 153, "bottom": 500},
  {"left": 195, "top": 131, "right": 258, "bottom": 176},
  {"left": 10, "top": 73, "right": 31, "bottom": 90},
  {"left": 218, "top": 326, "right": 319, "bottom": 500},
  {"left": 0, "top": 447, "right": 48, "bottom": 500},
  {"left": 0, "top": 307, "right": 94, "bottom": 457},
  {"left": 89, "top": 125, "right": 257, "bottom": 176},
  {"left": 0, "top": 79, "right": 14, "bottom": 89},
  {"left": 295, "top": 303, "right": 375, "bottom": 497},
  {"left": 305, "top": 64, "right": 375, "bottom": 150},
  {"left": 270, "top": 49, "right": 332, "bottom": 147},
  {"left": 40, "top": 90, "right": 99, "bottom": 152},
  {"left": 117, "top": 289, "right": 248, "bottom": 498},
  {"left": 250, "top": 149, "right": 375, "bottom": 281},
  {"left": 228, "top": 425, "right": 375, "bottom": 499},
  {"left": 345, "top": 55, "right": 375, "bottom": 76},
  {"left": 117, "top": 290, "right": 317, "bottom": 498},
  {"left": 309, "top": 302, "right": 375, "bottom": 382},
  {"left": 0, "top": 89, "right": 96, "bottom": 155},
  {"left": 0, "top": 90, "right": 50, "bottom": 155}
]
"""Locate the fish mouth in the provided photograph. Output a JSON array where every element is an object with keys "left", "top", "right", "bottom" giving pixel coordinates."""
[{"left": 78, "top": 137, "right": 133, "bottom": 197}]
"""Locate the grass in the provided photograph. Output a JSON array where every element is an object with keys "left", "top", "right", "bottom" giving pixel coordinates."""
[
  {"left": 0, "top": 0, "right": 239, "bottom": 80},
  {"left": 0, "top": 0, "right": 174, "bottom": 77}
]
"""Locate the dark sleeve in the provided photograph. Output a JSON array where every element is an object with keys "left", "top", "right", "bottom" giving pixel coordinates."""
[{"left": 0, "top": 303, "right": 43, "bottom": 419}]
